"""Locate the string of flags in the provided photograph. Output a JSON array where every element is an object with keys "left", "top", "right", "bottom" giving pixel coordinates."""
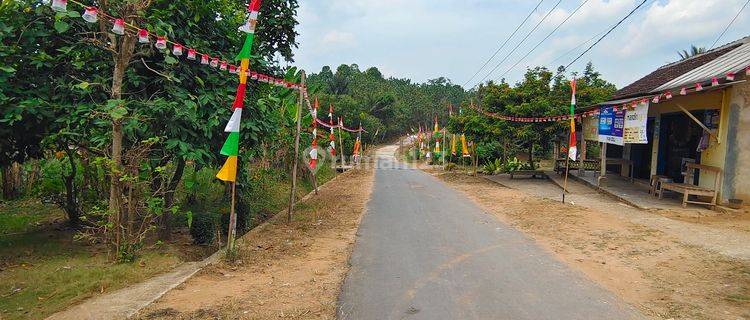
[
  {"left": 468, "top": 68, "right": 748, "bottom": 123},
  {"left": 300, "top": 88, "right": 366, "bottom": 133},
  {"left": 52, "top": 0, "right": 301, "bottom": 90}
]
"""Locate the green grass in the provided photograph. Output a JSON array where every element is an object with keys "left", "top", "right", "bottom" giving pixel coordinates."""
[
  {"left": 0, "top": 200, "right": 184, "bottom": 320},
  {"left": 0, "top": 199, "right": 63, "bottom": 235},
  {"left": 0, "top": 162, "right": 338, "bottom": 320}
]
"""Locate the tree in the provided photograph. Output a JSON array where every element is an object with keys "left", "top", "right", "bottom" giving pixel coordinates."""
[{"left": 678, "top": 45, "right": 706, "bottom": 60}]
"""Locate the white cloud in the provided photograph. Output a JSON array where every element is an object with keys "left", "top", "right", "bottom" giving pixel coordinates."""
[{"left": 322, "top": 31, "right": 355, "bottom": 47}]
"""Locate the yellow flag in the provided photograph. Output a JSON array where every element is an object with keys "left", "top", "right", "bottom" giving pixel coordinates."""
[
  {"left": 216, "top": 156, "right": 238, "bottom": 182},
  {"left": 461, "top": 134, "right": 470, "bottom": 158},
  {"left": 239, "top": 59, "right": 249, "bottom": 84},
  {"left": 451, "top": 134, "right": 457, "bottom": 156}
]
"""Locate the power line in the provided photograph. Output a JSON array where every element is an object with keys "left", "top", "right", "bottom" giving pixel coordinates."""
[
  {"left": 461, "top": 0, "right": 545, "bottom": 88},
  {"left": 497, "top": 0, "right": 590, "bottom": 81},
  {"left": 474, "top": 0, "right": 563, "bottom": 88},
  {"left": 709, "top": 0, "right": 749, "bottom": 49},
  {"left": 546, "top": 29, "right": 604, "bottom": 67},
  {"left": 565, "top": 0, "right": 649, "bottom": 69}
]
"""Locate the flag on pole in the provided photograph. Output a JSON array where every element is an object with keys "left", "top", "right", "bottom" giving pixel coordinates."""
[
  {"left": 218, "top": 0, "right": 263, "bottom": 182},
  {"left": 328, "top": 104, "right": 336, "bottom": 156},
  {"left": 568, "top": 78, "right": 577, "bottom": 161},
  {"left": 433, "top": 115, "right": 439, "bottom": 135},
  {"left": 451, "top": 134, "right": 457, "bottom": 156},
  {"left": 310, "top": 99, "right": 319, "bottom": 170},
  {"left": 461, "top": 134, "right": 470, "bottom": 158}
]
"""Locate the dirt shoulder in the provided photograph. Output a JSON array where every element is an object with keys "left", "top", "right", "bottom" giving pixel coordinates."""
[
  {"left": 136, "top": 166, "right": 374, "bottom": 320},
  {"left": 429, "top": 171, "right": 750, "bottom": 320}
]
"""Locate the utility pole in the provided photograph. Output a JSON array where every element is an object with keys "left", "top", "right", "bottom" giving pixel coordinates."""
[{"left": 288, "top": 71, "right": 305, "bottom": 223}]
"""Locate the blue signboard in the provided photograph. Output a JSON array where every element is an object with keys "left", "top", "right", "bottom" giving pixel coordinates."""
[{"left": 598, "top": 105, "right": 624, "bottom": 145}]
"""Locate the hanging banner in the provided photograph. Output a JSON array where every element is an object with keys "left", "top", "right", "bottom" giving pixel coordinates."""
[
  {"left": 583, "top": 114, "right": 599, "bottom": 141},
  {"left": 598, "top": 105, "right": 624, "bottom": 146},
  {"left": 623, "top": 101, "right": 649, "bottom": 144}
]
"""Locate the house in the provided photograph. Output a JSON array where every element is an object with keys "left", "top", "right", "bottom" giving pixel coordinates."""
[{"left": 585, "top": 36, "right": 750, "bottom": 204}]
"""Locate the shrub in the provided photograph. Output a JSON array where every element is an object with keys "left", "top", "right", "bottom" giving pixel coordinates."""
[
  {"left": 483, "top": 161, "right": 496, "bottom": 174},
  {"left": 190, "top": 212, "right": 218, "bottom": 245},
  {"left": 445, "top": 163, "right": 457, "bottom": 171}
]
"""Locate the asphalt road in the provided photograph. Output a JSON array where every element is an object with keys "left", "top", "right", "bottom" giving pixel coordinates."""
[{"left": 337, "top": 146, "right": 643, "bottom": 320}]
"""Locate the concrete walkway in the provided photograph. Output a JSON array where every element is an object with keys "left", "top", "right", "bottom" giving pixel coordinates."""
[
  {"left": 46, "top": 255, "right": 218, "bottom": 320},
  {"left": 337, "top": 150, "right": 642, "bottom": 320},
  {"left": 486, "top": 174, "right": 750, "bottom": 261}
]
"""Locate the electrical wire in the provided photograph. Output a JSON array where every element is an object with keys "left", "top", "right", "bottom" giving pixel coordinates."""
[
  {"left": 564, "top": 0, "right": 649, "bottom": 69},
  {"left": 497, "top": 0, "right": 589, "bottom": 81},
  {"left": 546, "top": 29, "right": 604, "bottom": 67},
  {"left": 709, "top": 0, "right": 749, "bottom": 49},
  {"left": 461, "top": 0, "right": 545, "bottom": 87},
  {"left": 474, "top": 0, "right": 563, "bottom": 88}
]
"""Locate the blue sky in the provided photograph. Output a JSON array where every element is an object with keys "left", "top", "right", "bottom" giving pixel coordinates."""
[{"left": 292, "top": 0, "right": 749, "bottom": 89}]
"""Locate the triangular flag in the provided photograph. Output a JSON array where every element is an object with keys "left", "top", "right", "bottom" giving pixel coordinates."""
[
  {"left": 235, "top": 33, "right": 255, "bottom": 61},
  {"left": 711, "top": 77, "right": 719, "bottom": 86},
  {"left": 727, "top": 72, "right": 735, "bottom": 81},
  {"left": 233, "top": 83, "right": 247, "bottom": 109},
  {"left": 695, "top": 83, "right": 703, "bottom": 91},
  {"left": 665, "top": 91, "right": 673, "bottom": 99},
  {"left": 224, "top": 108, "right": 243, "bottom": 132},
  {"left": 680, "top": 87, "right": 687, "bottom": 95},
  {"left": 220, "top": 132, "right": 240, "bottom": 156},
  {"left": 216, "top": 156, "right": 238, "bottom": 182}
]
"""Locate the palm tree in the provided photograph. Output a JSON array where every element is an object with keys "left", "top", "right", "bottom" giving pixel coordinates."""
[{"left": 678, "top": 45, "right": 707, "bottom": 60}]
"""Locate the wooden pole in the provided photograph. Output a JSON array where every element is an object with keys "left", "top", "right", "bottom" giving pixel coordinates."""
[
  {"left": 338, "top": 125, "right": 345, "bottom": 169},
  {"left": 227, "top": 181, "right": 237, "bottom": 255},
  {"left": 599, "top": 142, "right": 607, "bottom": 187},
  {"left": 563, "top": 153, "right": 570, "bottom": 192},
  {"left": 441, "top": 129, "right": 446, "bottom": 170},
  {"left": 472, "top": 143, "right": 478, "bottom": 177},
  {"left": 288, "top": 72, "right": 305, "bottom": 223}
]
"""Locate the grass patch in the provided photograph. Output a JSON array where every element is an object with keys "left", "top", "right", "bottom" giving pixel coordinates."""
[
  {"left": 0, "top": 200, "right": 186, "bottom": 320},
  {"left": 0, "top": 199, "right": 64, "bottom": 235}
]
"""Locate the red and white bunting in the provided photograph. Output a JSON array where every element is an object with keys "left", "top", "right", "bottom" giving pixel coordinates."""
[
  {"left": 711, "top": 77, "right": 719, "bottom": 86},
  {"left": 727, "top": 72, "right": 735, "bottom": 81}
]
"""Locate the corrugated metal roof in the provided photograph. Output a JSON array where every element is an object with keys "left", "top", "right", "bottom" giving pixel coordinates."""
[{"left": 654, "top": 42, "right": 750, "bottom": 92}]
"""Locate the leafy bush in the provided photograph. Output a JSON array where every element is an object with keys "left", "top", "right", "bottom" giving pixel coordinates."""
[
  {"left": 445, "top": 163, "right": 457, "bottom": 171},
  {"left": 483, "top": 161, "right": 496, "bottom": 175},
  {"left": 500, "top": 157, "right": 535, "bottom": 172},
  {"left": 190, "top": 212, "right": 218, "bottom": 245}
]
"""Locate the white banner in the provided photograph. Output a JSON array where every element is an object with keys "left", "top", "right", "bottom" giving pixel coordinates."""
[{"left": 623, "top": 101, "right": 649, "bottom": 144}]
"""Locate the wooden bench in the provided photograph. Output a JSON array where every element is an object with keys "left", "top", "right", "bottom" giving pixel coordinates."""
[
  {"left": 554, "top": 159, "right": 600, "bottom": 174},
  {"left": 510, "top": 170, "right": 547, "bottom": 179},
  {"left": 659, "top": 163, "right": 721, "bottom": 208}
]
